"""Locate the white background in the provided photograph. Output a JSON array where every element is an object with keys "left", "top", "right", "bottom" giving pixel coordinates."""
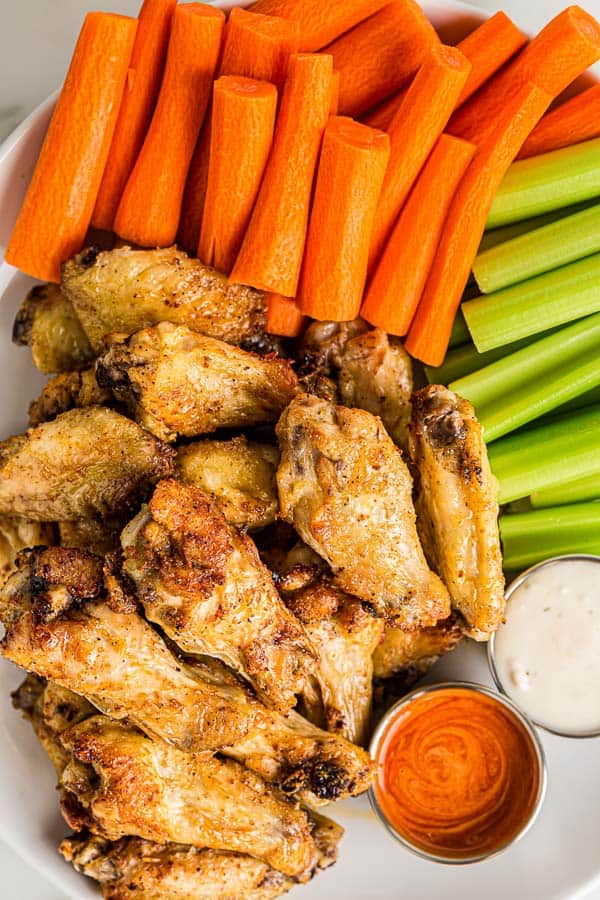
[{"left": 1, "top": 0, "right": 599, "bottom": 897}]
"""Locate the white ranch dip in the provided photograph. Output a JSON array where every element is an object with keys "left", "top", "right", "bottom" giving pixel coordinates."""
[{"left": 492, "top": 557, "right": 600, "bottom": 736}]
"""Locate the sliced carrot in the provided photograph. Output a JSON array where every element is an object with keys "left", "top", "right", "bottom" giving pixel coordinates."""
[
  {"left": 324, "top": 1, "right": 439, "bottom": 117},
  {"left": 518, "top": 83, "right": 600, "bottom": 158},
  {"left": 405, "top": 82, "right": 552, "bottom": 368},
  {"left": 230, "top": 53, "right": 333, "bottom": 297},
  {"left": 248, "top": 0, "right": 388, "bottom": 52},
  {"left": 368, "top": 44, "right": 471, "bottom": 273},
  {"left": 330, "top": 70, "right": 341, "bottom": 115},
  {"left": 298, "top": 117, "right": 390, "bottom": 322},
  {"left": 198, "top": 76, "right": 277, "bottom": 273},
  {"left": 361, "top": 134, "right": 475, "bottom": 335},
  {"left": 114, "top": 3, "right": 224, "bottom": 248},
  {"left": 178, "top": 6, "right": 300, "bottom": 254},
  {"left": 265, "top": 293, "right": 305, "bottom": 336},
  {"left": 449, "top": 6, "right": 600, "bottom": 144},
  {"left": 91, "top": 0, "right": 176, "bottom": 231},
  {"left": 5, "top": 13, "right": 136, "bottom": 282}
]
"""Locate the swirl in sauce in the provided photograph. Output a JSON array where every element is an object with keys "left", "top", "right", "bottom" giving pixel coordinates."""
[{"left": 374, "top": 688, "right": 541, "bottom": 860}]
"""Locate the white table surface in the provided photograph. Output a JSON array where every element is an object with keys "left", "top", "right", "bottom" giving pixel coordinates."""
[{"left": 2, "top": 0, "right": 600, "bottom": 897}]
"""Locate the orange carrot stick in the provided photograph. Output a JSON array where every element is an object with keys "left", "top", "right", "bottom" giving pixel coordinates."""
[
  {"left": 405, "top": 82, "right": 552, "bottom": 367},
  {"left": 298, "top": 117, "right": 390, "bottom": 322},
  {"left": 248, "top": 0, "right": 388, "bottom": 52},
  {"left": 361, "top": 134, "right": 475, "bottom": 335},
  {"left": 178, "top": 7, "right": 299, "bottom": 254},
  {"left": 230, "top": 53, "right": 333, "bottom": 297},
  {"left": 517, "top": 82, "right": 600, "bottom": 158},
  {"left": 368, "top": 44, "right": 471, "bottom": 272},
  {"left": 198, "top": 76, "right": 277, "bottom": 273},
  {"left": 330, "top": 70, "right": 341, "bottom": 115},
  {"left": 5, "top": 13, "right": 136, "bottom": 283},
  {"left": 265, "top": 293, "right": 305, "bottom": 336},
  {"left": 324, "top": 1, "right": 439, "bottom": 117},
  {"left": 114, "top": 3, "right": 224, "bottom": 248},
  {"left": 91, "top": 0, "right": 176, "bottom": 231},
  {"left": 449, "top": 6, "right": 600, "bottom": 144}
]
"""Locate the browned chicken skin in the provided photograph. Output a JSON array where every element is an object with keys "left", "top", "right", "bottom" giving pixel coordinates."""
[
  {"left": 0, "top": 517, "right": 55, "bottom": 586},
  {"left": 28, "top": 368, "right": 112, "bottom": 426},
  {"left": 96, "top": 323, "right": 298, "bottom": 442},
  {"left": 13, "top": 283, "right": 93, "bottom": 374},
  {"left": 409, "top": 385, "right": 505, "bottom": 640},
  {"left": 121, "top": 479, "right": 315, "bottom": 713},
  {"left": 276, "top": 394, "right": 450, "bottom": 630}
]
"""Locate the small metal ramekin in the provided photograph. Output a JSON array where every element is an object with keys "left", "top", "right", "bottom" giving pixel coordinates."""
[
  {"left": 488, "top": 554, "right": 600, "bottom": 740},
  {"left": 368, "top": 681, "right": 547, "bottom": 864}
]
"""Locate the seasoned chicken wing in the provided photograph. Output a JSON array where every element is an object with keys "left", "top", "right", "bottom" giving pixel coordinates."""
[
  {"left": 279, "top": 567, "right": 383, "bottom": 745},
  {"left": 62, "top": 245, "right": 266, "bottom": 351},
  {"left": 372, "top": 616, "right": 464, "bottom": 681},
  {"left": 13, "top": 283, "right": 93, "bottom": 374},
  {"left": 96, "top": 323, "right": 298, "bottom": 442},
  {"left": 409, "top": 386, "right": 505, "bottom": 640},
  {"left": 0, "top": 407, "right": 174, "bottom": 521},
  {"left": 58, "top": 517, "right": 122, "bottom": 555},
  {"left": 276, "top": 395, "right": 450, "bottom": 629},
  {"left": 176, "top": 436, "right": 279, "bottom": 529},
  {"left": 28, "top": 368, "right": 112, "bottom": 426},
  {"left": 0, "top": 516, "right": 55, "bottom": 585},
  {"left": 121, "top": 480, "right": 314, "bottom": 713}
]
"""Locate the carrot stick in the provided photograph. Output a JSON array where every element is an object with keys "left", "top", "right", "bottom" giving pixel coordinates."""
[
  {"left": 405, "top": 82, "right": 552, "bottom": 367},
  {"left": 114, "top": 3, "right": 224, "bottom": 248},
  {"left": 91, "top": 0, "right": 176, "bottom": 231},
  {"left": 361, "top": 135, "right": 475, "bottom": 335},
  {"left": 298, "top": 117, "right": 390, "bottom": 321},
  {"left": 198, "top": 76, "right": 277, "bottom": 273},
  {"left": 517, "top": 83, "right": 600, "bottom": 159},
  {"left": 230, "top": 53, "right": 333, "bottom": 296},
  {"left": 449, "top": 6, "right": 600, "bottom": 145},
  {"left": 368, "top": 44, "right": 471, "bottom": 273},
  {"left": 265, "top": 294, "right": 305, "bottom": 336},
  {"left": 248, "top": 0, "right": 388, "bottom": 52},
  {"left": 178, "top": 6, "right": 299, "bottom": 254},
  {"left": 324, "top": 1, "right": 439, "bottom": 117},
  {"left": 330, "top": 70, "right": 341, "bottom": 115}
]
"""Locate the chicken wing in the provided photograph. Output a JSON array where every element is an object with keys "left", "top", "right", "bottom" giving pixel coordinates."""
[
  {"left": 62, "top": 245, "right": 266, "bottom": 351},
  {"left": 279, "top": 567, "right": 383, "bottom": 745},
  {"left": 176, "top": 436, "right": 279, "bottom": 529},
  {"left": 0, "top": 407, "right": 174, "bottom": 521},
  {"left": 121, "top": 479, "right": 314, "bottom": 713},
  {"left": 58, "top": 517, "right": 122, "bottom": 554},
  {"left": 372, "top": 616, "right": 464, "bottom": 682},
  {"left": 409, "top": 385, "right": 505, "bottom": 640},
  {"left": 96, "top": 323, "right": 298, "bottom": 442},
  {"left": 276, "top": 394, "right": 450, "bottom": 629},
  {"left": 13, "top": 283, "right": 93, "bottom": 374},
  {"left": 28, "top": 369, "right": 112, "bottom": 426},
  {"left": 0, "top": 516, "right": 55, "bottom": 585}
]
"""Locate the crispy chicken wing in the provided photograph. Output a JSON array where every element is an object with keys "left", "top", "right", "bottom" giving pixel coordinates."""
[
  {"left": 409, "top": 386, "right": 505, "bottom": 640},
  {"left": 276, "top": 394, "right": 450, "bottom": 629},
  {"left": 96, "top": 323, "right": 298, "bottom": 442},
  {"left": 0, "top": 516, "right": 55, "bottom": 585},
  {"left": 372, "top": 616, "right": 464, "bottom": 681},
  {"left": 0, "top": 407, "right": 174, "bottom": 521},
  {"left": 58, "top": 517, "right": 122, "bottom": 554},
  {"left": 28, "top": 369, "right": 112, "bottom": 426},
  {"left": 279, "top": 568, "right": 383, "bottom": 745},
  {"left": 121, "top": 480, "right": 314, "bottom": 713},
  {"left": 62, "top": 245, "right": 266, "bottom": 351},
  {"left": 13, "top": 283, "right": 93, "bottom": 374},
  {"left": 176, "top": 436, "right": 279, "bottom": 529}
]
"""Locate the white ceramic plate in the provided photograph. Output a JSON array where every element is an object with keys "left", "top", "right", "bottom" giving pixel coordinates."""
[{"left": 1, "top": 2, "right": 600, "bottom": 897}]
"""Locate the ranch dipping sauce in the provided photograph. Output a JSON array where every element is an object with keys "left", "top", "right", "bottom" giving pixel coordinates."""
[{"left": 490, "top": 555, "right": 600, "bottom": 736}]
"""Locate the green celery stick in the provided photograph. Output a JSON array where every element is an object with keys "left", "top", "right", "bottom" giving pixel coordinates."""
[
  {"left": 531, "top": 472, "right": 600, "bottom": 508},
  {"left": 474, "top": 203, "right": 600, "bottom": 293},
  {"left": 487, "top": 136, "right": 600, "bottom": 228},
  {"left": 450, "top": 313, "right": 600, "bottom": 441},
  {"left": 462, "top": 252, "right": 600, "bottom": 352},
  {"left": 479, "top": 200, "right": 596, "bottom": 250},
  {"left": 448, "top": 309, "right": 470, "bottom": 349},
  {"left": 488, "top": 405, "right": 600, "bottom": 503},
  {"left": 500, "top": 502, "right": 600, "bottom": 570},
  {"left": 545, "top": 384, "right": 600, "bottom": 420},
  {"left": 425, "top": 334, "right": 535, "bottom": 385}
]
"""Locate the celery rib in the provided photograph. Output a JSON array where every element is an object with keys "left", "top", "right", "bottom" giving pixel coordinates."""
[
  {"left": 500, "top": 502, "right": 600, "bottom": 570},
  {"left": 531, "top": 472, "right": 600, "bottom": 508}
]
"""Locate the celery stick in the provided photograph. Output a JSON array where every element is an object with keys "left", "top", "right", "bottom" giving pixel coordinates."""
[
  {"left": 449, "top": 309, "right": 470, "bottom": 349},
  {"left": 425, "top": 334, "right": 534, "bottom": 385},
  {"left": 531, "top": 472, "right": 600, "bottom": 508},
  {"left": 546, "top": 384, "right": 600, "bottom": 419},
  {"left": 500, "top": 502, "right": 600, "bottom": 570},
  {"left": 450, "top": 313, "right": 600, "bottom": 441},
  {"left": 463, "top": 252, "right": 600, "bottom": 352},
  {"left": 487, "top": 136, "right": 600, "bottom": 228},
  {"left": 474, "top": 203, "right": 600, "bottom": 293},
  {"left": 488, "top": 405, "right": 600, "bottom": 503},
  {"left": 479, "top": 200, "right": 595, "bottom": 250}
]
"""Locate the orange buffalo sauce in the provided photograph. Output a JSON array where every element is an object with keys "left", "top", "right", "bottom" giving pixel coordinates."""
[{"left": 373, "top": 688, "right": 541, "bottom": 860}]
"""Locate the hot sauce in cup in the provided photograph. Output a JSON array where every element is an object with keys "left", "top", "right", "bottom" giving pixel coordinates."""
[{"left": 370, "top": 684, "right": 545, "bottom": 863}]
